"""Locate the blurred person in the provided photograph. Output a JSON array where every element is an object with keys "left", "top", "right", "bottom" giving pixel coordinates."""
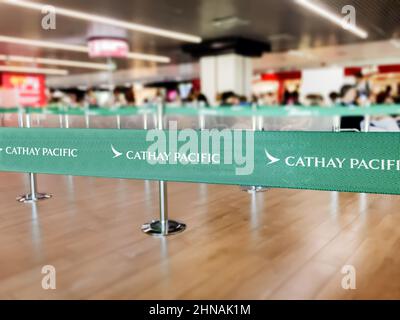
[
  {"left": 124, "top": 87, "right": 136, "bottom": 105},
  {"left": 376, "top": 86, "right": 394, "bottom": 104},
  {"left": 283, "top": 89, "right": 300, "bottom": 106},
  {"left": 340, "top": 84, "right": 363, "bottom": 131},
  {"left": 355, "top": 71, "right": 371, "bottom": 104},
  {"left": 112, "top": 88, "right": 127, "bottom": 107},
  {"left": 329, "top": 91, "right": 340, "bottom": 105},
  {"left": 239, "top": 95, "right": 249, "bottom": 106},
  {"left": 304, "top": 94, "right": 324, "bottom": 107},
  {"left": 85, "top": 89, "right": 98, "bottom": 107},
  {"left": 186, "top": 89, "right": 210, "bottom": 107},
  {"left": 262, "top": 92, "right": 278, "bottom": 106},
  {"left": 197, "top": 93, "right": 209, "bottom": 107},
  {"left": 49, "top": 90, "right": 63, "bottom": 104},
  {"left": 220, "top": 91, "right": 240, "bottom": 106}
]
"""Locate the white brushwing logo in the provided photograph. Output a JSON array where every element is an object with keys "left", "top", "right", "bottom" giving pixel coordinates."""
[
  {"left": 265, "top": 149, "right": 280, "bottom": 165},
  {"left": 111, "top": 145, "right": 123, "bottom": 158}
]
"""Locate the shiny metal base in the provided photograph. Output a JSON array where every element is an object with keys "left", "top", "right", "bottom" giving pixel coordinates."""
[
  {"left": 17, "top": 193, "right": 52, "bottom": 203},
  {"left": 241, "top": 186, "right": 269, "bottom": 193},
  {"left": 141, "top": 220, "right": 186, "bottom": 236}
]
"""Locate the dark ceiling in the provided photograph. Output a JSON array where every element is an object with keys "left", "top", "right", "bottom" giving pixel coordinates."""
[{"left": 0, "top": 0, "right": 399, "bottom": 73}]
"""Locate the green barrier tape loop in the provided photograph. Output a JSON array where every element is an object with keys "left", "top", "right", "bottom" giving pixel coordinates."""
[
  {"left": 0, "top": 128, "right": 399, "bottom": 195},
  {"left": 2, "top": 104, "right": 400, "bottom": 118}
]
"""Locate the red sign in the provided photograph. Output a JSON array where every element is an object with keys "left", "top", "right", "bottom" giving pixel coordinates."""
[
  {"left": 88, "top": 38, "right": 129, "bottom": 58},
  {"left": 1, "top": 73, "right": 46, "bottom": 106}
]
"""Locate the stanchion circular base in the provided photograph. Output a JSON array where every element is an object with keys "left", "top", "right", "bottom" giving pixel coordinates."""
[
  {"left": 141, "top": 220, "right": 186, "bottom": 236},
  {"left": 16, "top": 193, "right": 52, "bottom": 204},
  {"left": 241, "top": 186, "right": 269, "bottom": 193}
]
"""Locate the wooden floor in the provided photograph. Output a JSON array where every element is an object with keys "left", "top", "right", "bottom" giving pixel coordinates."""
[{"left": 0, "top": 172, "right": 400, "bottom": 300}]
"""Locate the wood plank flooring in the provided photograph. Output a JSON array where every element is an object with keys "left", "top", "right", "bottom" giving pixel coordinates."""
[{"left": 0, "top": 173, "right": 399, "bottom": 299}]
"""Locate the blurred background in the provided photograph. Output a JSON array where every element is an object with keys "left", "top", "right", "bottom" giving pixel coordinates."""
[{"left": 0, "top": 0, "right": 398, "bottom": 110}]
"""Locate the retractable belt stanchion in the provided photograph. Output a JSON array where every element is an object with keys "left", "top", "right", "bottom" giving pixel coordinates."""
[
  {"left": 198, "top": 102, "right": 206, "bottom": 130},
  {"left": 116, "top": 113, "right": 121, "bottom": 130},
  {"left": 85, "top": 108, "right": 90, "bottom": 129},
  {"left": 64, "top": 106, "right": 70, "bottom": 129},
  {"left": 333, "top": 115, "right": 341, "bottom": 132},
  {"left": 363, "top": 105, "right": 371, "bottom": 133},
  {"left": 141, "top": 100, "right": 186, "bottom": 236},
  {"left": 17, "top": 109, "right": 52, "bottom": 203},
  {"left": 242, "top": 103, "right": 269, "bottom": 193},
  {"left": 143, "top": 109, "right": 148, "bottom": 130},
  {"left": 58, "top": 107, "right": 64, "bottom": 128}
]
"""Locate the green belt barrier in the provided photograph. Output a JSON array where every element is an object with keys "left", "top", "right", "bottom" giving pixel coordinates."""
[
  {"left": 1, "top": 104, "right": 400, "bottom": 118},
  {"left": 0, "top": 128, "right": 399, "bottom": 195},
  {"left": 24, "top": 106, "right": 155, "bottom": 117},
  {"left": 165, "top": 104, "right": 400, "bottom": 117},
  {"left": 0, "top": 107, "right": 19, "bottom": 114}
]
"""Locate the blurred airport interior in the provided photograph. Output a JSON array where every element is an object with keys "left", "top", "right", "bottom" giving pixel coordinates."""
[{"left": 0, "top": 0, "right": 400, "bottom": 301}]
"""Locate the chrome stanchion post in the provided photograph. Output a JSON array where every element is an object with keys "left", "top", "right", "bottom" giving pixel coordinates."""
[
  {"left": 363, "top": 114, "right": 370, "bottom": 133},
  {"left": 363, "top": 103, "right": 371, "bottom": 133},
  {"left": 59, "top": 112, "right": 64, "bottom": 128},
  {"left": 85, "top": 109, "right": 90, "bottom": 129},
  {"left": 17, "top": 110, "right": 52, "bottom": 203},
  {"left": 116, "top": 114, "right": 121, "bottom": 129},
  {"left": 333, "top": 116, "right": 341, "bottom": 132},
  {"left": 63, "top": 105, "right": 70, "bottom": 129},
  {"left": 65, "top": 113, "right": 70, "bottom": 128},
  {"left": 242, "top": 103, "right": 268, "bottom": 193},
  {"left": 141, "top": 100, "right": 186, "bottom": 236},
  {"left": 143, "top": 111, "right": 148, "bottom": 130},
  {"left": 197, "top": 101, "right": 206, "bottom": 130},
  {"left": 17, "top": 108, "right": 24, "bottom": 128},
  {"left": 251, "top": 103, "right": 257, "bottom": 131}
]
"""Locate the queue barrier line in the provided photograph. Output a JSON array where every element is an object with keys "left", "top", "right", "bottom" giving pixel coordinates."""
[
  {"left": 0, "top": 128, "right": 399, "bottom": 196},
  {"left": 164, "top": 104, "right": 400, "bottom": 118},
  {"left": 1, "top": 104, "right": 400, "bottom": 118}
]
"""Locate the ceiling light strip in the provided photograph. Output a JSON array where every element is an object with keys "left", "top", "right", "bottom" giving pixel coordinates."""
[
  {"left": 0, "top": 65, "right": 69, "bottom": 75},
  {"left": 0, "top": 55, "right": 112, "bottom": 70},
  {"left": 2, "top": 0, "right": 202, "bottom": 43},
  {"left": 0, "top": 35, "right": 170, "bottom": 63}
]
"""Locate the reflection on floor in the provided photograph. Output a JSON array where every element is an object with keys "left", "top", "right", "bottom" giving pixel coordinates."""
[{"left": 0, "top": 172, "right": 399, "bottom": 299}]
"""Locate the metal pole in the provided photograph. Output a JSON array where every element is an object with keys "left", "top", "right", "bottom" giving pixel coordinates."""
[
  {"left": 85, "top": 110, "right": 90, "bottom": 129},
  {"left": 363, "top": 115, "right": 370, "bottom": 132},
  {"left": 242, "top": 103, "right": 268, "bottom": 193},
  {"left": 159, "top": 180, "right": 169, "bottom": 235},
  {"left": 197, "top": 101, "right": 205, "bottom": 130},
  {"left": 59, "top": 114, "right": 64, "bottom": 128},
  {"left": 141, "top": 99, "right": 186, "bottom": 236},
  {"left": 17, "top": 112, "right": 52, "bottom": 203},
  {"left": 333, "top": 116, "right": 341, "bottom": 132},
  {"left": 143, "top": 112, "right": 148, "bottom": 130},
  {"left": 65, "top": 112, "right": 70, "bottom": 129},
  {"left": 29, "top": 172, "right": 38, "bottom": 202},
  {"left": 17, "top": 108, "right": 24, "bottom": 128},
  {"left": 363, "top": 105, "right": 371, "bottom": 133},
  {"left": 116, "top": 114, "right": 121, "bottom": 130}
]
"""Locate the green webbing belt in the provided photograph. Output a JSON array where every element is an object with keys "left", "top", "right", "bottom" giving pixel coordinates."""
[
  {"left": 0, "top": 128, "right": 399, "bottom": 195},
  {"left": 1, "top": 104, "right": 400, "bottom": 117},
  {"left": 166, "top": 105, "right": 400, "bottom": 117},
  {"left": 0, "top": 107, "right": 19, "bottom": 114}
]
